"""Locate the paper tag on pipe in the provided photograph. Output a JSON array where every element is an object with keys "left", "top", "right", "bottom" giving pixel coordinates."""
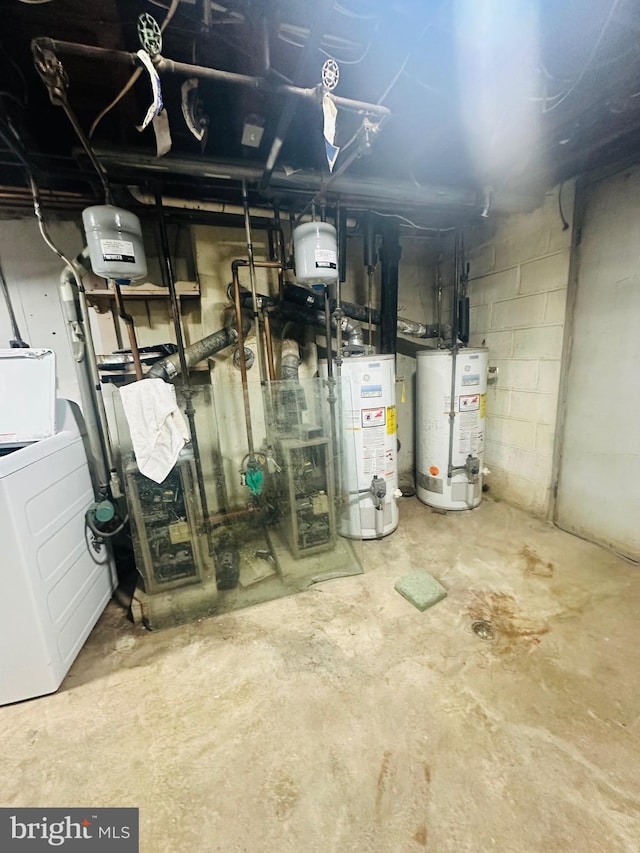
[
  {"left": 136, "top": 49, "right": 163, "bottom": 132},
  {"left": 152, "top": 108, "right": 172, "bottom": 157},
  {"left": 322, "top": 92, "right": 340, "bottom": 172}
]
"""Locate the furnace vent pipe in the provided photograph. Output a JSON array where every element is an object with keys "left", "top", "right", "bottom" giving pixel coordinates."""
[
  {"left": 146, "top": 316, "right": 250, "bottom": 381},
  {"left": 234, "top": 284, "right": 448, "bottom": 340}
]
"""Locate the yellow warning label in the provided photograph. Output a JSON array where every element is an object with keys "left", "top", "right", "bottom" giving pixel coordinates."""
[
  {"left": 386, "top": 405, "right": 397, "bottom": 435},
  {"left": 480, "top": 394, "right": 487, "bottom": 419}
]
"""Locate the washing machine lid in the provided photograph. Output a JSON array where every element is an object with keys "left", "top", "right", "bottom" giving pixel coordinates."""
[{"left": 0, "top": 348, "right": 57, "bottom": 447}]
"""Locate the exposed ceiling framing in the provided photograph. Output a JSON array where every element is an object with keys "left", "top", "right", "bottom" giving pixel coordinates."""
[{"left": 1, "top": 0, "right": 640, "bottom": 223}]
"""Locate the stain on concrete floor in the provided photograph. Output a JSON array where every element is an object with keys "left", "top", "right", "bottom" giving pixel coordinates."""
[{"left": 1, "top": 497, "right": 639, "bottom": 852}]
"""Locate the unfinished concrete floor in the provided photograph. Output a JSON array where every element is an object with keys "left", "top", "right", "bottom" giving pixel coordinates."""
[{"left": 2, "top": 497, "right": 639, "bottom": 852}]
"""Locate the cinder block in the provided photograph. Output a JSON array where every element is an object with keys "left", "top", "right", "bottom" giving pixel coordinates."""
[
  {"left": 544, "top": 289, "right": 568, "bottom": 324},
  {"left": 468, "top": 268, "right": 519, "bottom": 307},
  {"left": 513, "top": 325, "right": 564, "bottom": 359},
  {"left": 519, "top": 251, "right": 570, "bottom": 295},
  {"left": 506, "top": 445, "right": 552, "bottom": 483},
  {"left": 474, "top": 330, "right": 514, "bottom": 358},
  {"left": 468, "top": 242, "right": 496, "bottom": 277},
  {"left": 536, "top": 392, "right": 559, "bottom": 425},
  {"left": 486, "top": 415, "right": 536, "bottom": 450},
  {"left": 486, "top": 386, "right": 510, "bottom": 417},
  {"left": 536, "top": 423, "right": 556, "bottom": 457},
  {"left": 490, "top": 294, "right": 546, "bottom": 329},
  {"left": 548, "top": 181, "right": 576, "bottom": 252},
  {"left": 491, "top": 359, "right": 538, "bottom": 391},
  {"left": 493, "top": 218, "right": 550, "bottom": 270},
  {"left": 508, "top": 390, "right": 543, "bottom": 421},
  {"left": 537, "top": 360, "right": 561, "bottom": 393},
  {"left": 470, "top": 303, "right": 491, "bottom": 333}
]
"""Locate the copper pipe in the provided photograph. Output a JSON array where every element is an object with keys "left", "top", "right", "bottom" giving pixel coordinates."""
[
  {"left": 263, "top": 311, "right": 276, "bottom": 381},
  {"left": 112, "top": 280, "right": 143, "bottom": 380},
  {"left": 231, "top": 262, "right": 255, "bottom": 457}
]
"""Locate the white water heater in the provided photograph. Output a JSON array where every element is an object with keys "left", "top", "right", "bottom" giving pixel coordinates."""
[
  {"left": 293, "top": 221, "right": 338, "bottom": 283},
  {"left": 416, "top": 347, "right": 488, "bottom": 510},
  {"left": 325, "top": 353, "right": 399, "bottom": 538},
  {"left": 82, "top": 205, "right": 147, "bottom": 282}
]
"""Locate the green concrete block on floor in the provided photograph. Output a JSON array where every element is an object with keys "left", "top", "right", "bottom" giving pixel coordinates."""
[{"left": 395, "top": 571, "right": 447, "bottom": 612}]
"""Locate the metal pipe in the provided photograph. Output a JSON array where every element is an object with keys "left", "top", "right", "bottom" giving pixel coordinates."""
[
  {"left": 154, "top": 187, "right": 211, "bottom": 532},
  {"left": 33, "top": 39, "right": 392, "bottom": 118},
  {"left": 379, "top": 221, "right": 401, "bottom": 355},
  {"left": 334, "top": 203, "right": 344, "bottom": 369},
  {"left": 99, "top": 151, "right": 542, "bottom": 215},
  {"left": 447, "top": 233, "right": 461, "bottom": 480},
  {"left": 259, "top": 0, "right": 333, "bottom": 191},
  {"left": 145, "top": 319, "right": 249, "bottom": 381},
  {"left": 112, "top": 280, "right": 143, "bottom": 380},
  {"left": 263, "top": 310, "right": 276, "bottom": 381},
  {"left": 231, "top": 262, "right": 256, "bottom": 457},
  {"left": 59, "top": 265, "right": 109, "bottom": 491},
  {"left": 236, "top": 281, "right": 447, "bottom": 339},
  {"left": 241, "top": 180, "right": 266, "bottom": 384}
]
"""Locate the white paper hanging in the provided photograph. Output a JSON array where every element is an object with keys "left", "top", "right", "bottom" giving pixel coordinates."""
[
  {"left": 322, "top": 93, "right": 340, "bottom": 172},
  {"left": 136, "top": 49, "right": 163, "bottom": 132}
]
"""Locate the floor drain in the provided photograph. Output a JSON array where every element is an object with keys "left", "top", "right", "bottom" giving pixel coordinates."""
[{"left": 472, "top": 620, "right": 495, "bottom": 640}]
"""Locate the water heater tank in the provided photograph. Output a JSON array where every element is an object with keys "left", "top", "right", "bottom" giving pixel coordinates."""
[
  {"left": 324, "top": 353, "right": 399, "bottom": 539},
  {"left": 416, "top": 347, "right": 488, "bottom": 510},
  {"left": 293, "top": 221, "right": 338, "bottom": 283},
  {"left": 82, "top": 205, "right": 147, "bottom": 282}
]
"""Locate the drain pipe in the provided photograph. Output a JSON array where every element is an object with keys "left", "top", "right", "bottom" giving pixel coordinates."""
[
  {"left": 379, "top": 220, "right": 401, "bottom": 355},
  {"left": 232, "top": 262, "right": 257, "bottom": 459},
  {"left": 112, "top": 280, "right": 143, "bottom": 380},
  {"left": 59, "top": 261, "right": 110, "bottom": 492},
  {"left": 154, "top": 187, "right": 211, "bottom": 537},
  {"left": 446, "top": 234, "right": 461, "bottom": 481},
  {"left": 241, "top": 181, "right": 266, "bottom": 384}
]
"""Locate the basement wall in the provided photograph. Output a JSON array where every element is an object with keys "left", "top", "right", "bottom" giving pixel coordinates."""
[{"left": 465, "top": 183, "right": 575, "bottom": 516}]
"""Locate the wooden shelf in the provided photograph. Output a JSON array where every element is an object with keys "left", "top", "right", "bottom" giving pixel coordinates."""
[{"left": 86, "top": 280, "right": 200, "bottom": 309}]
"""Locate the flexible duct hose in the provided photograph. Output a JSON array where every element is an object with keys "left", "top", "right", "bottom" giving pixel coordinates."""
[
  {"left": 281, "top": 321, "right": 301, "bottom": 381},
  {"left": 146, "top": 316, "right": 251, "bottom": 381}
]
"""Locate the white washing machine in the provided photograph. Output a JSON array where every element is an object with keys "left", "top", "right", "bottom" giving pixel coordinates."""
[{"left": 0, "top": 349, "right": 116, "bottom": 705}]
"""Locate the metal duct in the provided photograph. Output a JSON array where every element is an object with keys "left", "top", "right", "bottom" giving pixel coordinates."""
[{"left": 146, "top": 316, "right": 251, "bottom": 381}]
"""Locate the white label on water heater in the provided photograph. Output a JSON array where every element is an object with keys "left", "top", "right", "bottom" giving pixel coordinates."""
[
  {"left": 100, "top": 238, "right": 135, "bottom": 263},
  {"left": 363, "top": 428, "right": 386, "bottom": 475},
  {"left": 459, "top": 412, "right": 480, "bottom": 454},
  {"left": 362, "top": 407, "right": 386, "bottom": 428},
  {"left": 315, "top": 248, "right": 337, "bottom": 269}
]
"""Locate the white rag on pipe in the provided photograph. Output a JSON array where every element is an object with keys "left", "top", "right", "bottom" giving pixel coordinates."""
[{"left": 119, "top": 379, "right": 190, "bottom": 483}]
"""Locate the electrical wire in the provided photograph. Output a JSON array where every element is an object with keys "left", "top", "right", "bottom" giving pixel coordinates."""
[
  {"left": 370, "top": 210, "right": 456, "bottom": 232},
  {"left": 376, "top": 20, "right": 432, "bottom": 105},
  {"left": 0, "top": 41, "right": 28, "bottom": 106},
  {"left": 542, "top": 0, "right": 623, "bottom": 114},
  {"left": 558, "top": 181, "right": 569, "bottom": 231},
  {"left": 88, "top": 0, "right": 181, "bottom": 139},
  {"left": 334, "top": 2, "right": 380, "bottom": 20},
  {"left": 319, "top": 17, "right": 381, "bottom": 65}
]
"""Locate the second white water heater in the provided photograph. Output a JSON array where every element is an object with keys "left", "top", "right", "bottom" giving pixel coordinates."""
[
  {"left": 416, "top": 347, "right": 488, "bottom": 510},
  {"left": 334, "top": 353, "right": 399, "bottom": 538}
]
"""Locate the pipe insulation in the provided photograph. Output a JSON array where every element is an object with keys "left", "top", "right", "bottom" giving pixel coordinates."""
[
  {"left": 146, "top": 316, "right": 251, "bottom": 381},
  {"left": 236, "top": 284, "right": 449, "bottom": 340}
]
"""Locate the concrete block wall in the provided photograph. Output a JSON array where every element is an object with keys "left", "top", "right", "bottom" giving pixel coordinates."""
[{"left": 466, "top": 183, "right": 574, "bottom": 515}]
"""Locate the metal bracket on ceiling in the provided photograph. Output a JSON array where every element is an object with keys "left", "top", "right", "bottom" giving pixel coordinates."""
[{"left": 32, "top": 39, "right": 68, "bottom": 107}]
